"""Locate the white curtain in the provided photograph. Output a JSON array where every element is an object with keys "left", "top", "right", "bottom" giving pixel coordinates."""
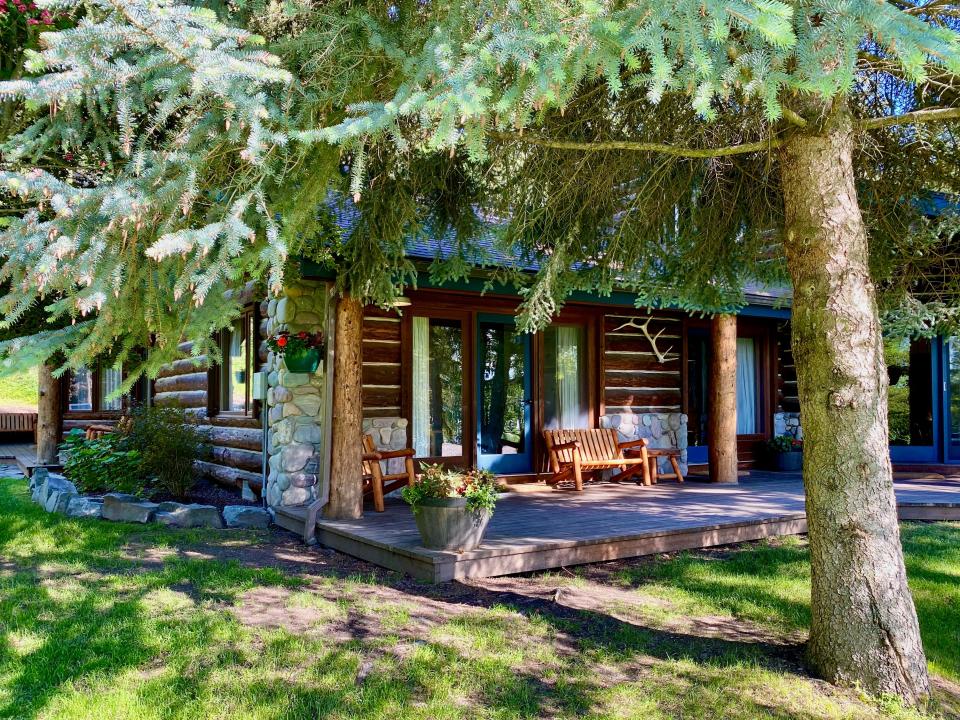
[
  {"left": 411, "top": 316, "right": 430, "bottom": 456},
  {"left": 736, "top": 338, "right": 757, "bottom": 434},
  {"left": 100, "top": 365, "right": 123, "bottom": 411},
  {"left": 555, "top": 326, "right": 583, "bottom": 428}
]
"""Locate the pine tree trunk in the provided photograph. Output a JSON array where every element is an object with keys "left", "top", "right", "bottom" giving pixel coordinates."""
[
  {"left": 36, "top": 362, "right": 60, "bottom": 465},
  {"left": 325, "top": 293, "right": 364, "bottom": 520},
  {"left": 780, "top": 103, "right": 929, "bottom": 703},
  {"left": 708, "top": 313, "right": 738, "bottom": 483}
]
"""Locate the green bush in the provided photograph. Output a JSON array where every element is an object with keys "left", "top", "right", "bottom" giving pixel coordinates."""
[
  {"left": 60, "top": 429, "right": 145, "bottom": 496},
  {"left": 126, "top": 405, "right": 210, "bottom": 499}
]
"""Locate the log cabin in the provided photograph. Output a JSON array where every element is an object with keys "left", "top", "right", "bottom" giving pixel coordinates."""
[{"left": 51, "top": 219, "right": 959, "bottom": 514}]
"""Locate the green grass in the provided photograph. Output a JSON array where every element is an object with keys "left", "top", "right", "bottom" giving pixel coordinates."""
[
  {"left": 0, "top": 476, "right": 957, "bottom": 720},
  {"left": 0, "top": 368, "right": 38, "bottom": 410}
]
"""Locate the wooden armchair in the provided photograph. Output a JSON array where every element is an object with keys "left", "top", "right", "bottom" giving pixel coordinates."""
[
  {"left": 543, "top": 428, "right": 652, "bottom": 491},
  {"left": 361, "top": 434, "right": 417, "bottom": 512}
]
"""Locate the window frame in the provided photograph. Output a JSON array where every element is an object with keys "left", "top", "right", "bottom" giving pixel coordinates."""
[{"left": 209, "top": 304, "right": 259, "bottom": 417}]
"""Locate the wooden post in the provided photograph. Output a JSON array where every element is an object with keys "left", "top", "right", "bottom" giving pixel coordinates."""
[
  {"left": 325, "top": 293, "right": 364, "bottom": 519},
  {"left": 36, "top": 362, "right": 61, "bottom": 465},
  {"left": 708, "top": 314, "right": 738, "bottom": 483}
]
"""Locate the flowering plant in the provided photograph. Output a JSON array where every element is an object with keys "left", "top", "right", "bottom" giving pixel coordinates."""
[
  {"left": 266, "top": 330, "right": 325, "bottom": 357},
  {"left": 402, "top": 464, "right": 500, "bottom": 515},
  {"left": 767, "top": 434, "right": 802, "bottom": 453}
]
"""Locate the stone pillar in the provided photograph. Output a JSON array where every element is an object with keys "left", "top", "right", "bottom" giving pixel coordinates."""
[
  {"left": 264, "top": 280, "right": 329, "bottom": 509},
  {"left": 599, "top": 412, "right": 688, "bottom": 475}
]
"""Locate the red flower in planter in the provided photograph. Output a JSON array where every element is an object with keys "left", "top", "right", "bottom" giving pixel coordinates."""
[{"left": 277, "top": 335, "right": 287, "bottom": 347}]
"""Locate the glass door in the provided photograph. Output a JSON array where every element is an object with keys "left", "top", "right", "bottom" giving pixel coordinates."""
[
  {"left": 947, "top": 337, "right": 960, "bottom": 462},
  {"left": 476, "top": 314, "right": 533, "bottom": 473}
]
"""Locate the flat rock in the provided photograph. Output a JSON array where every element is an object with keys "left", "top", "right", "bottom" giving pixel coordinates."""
[
  {"left": 102, "top": 493, "right": 159, "bottom": 523},
  {"left": 66, "top": 497, "right": 103, "bottom": 519},
  {"left": 153, "top": 503, "right": 223, "bottom": 529},
  {"left": 223, "top": 505, "right": 271, "bottom": 529}
]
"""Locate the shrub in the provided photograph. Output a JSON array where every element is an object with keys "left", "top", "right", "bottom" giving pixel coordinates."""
[
  {"left": 60, "top": 429, "right": 145, "bottom": 495},
  {"left": 126, "top": 405, "right": 211, "bottom": 499},
  {"left": 766, "top": 434, "right": 802, "bottom": 454},
  {"left": 401, "top": 464, "right": 500, "bottom": 516}
]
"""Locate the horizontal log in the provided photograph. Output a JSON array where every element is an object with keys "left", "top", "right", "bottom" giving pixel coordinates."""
[
  {"left": 362, "top": 363, "right": 402, "bottom": 386},
  {"left": 63, "top": 418, "right": 118, "bottom": 432},
  {"left": 194, "top": 460, "right": 262, "bottom": 491},
  {"left": 362, "top": 320, "right": 401, "bottom": 342},
  {"left": 604, "top": 389, "right": 682, "bottom": 408},
  {"left": 603, "top": 354, "right": 681, "bottom": 372},
  {"left": 154, "top": 372, "right": 208, "bottom": 394},
  {"left": 178, "top": 340, "right": 195, "bottom": 353},
  {"left": 364, "top": 305, "right": 403, "bottom": 320},
  {"left": 603, "top": 372, "right": 681, "bottom": 389},
  {"left": 210, "top": 445, "right": 262, "bottom": 473},
  {"left": 604, "top": 336, "right": 681, "bottom": 354},
  {"left": 208, "top": 414, "right": 261, "bottom": 429},
  {"left": 362, "top": 341, "right": 401, "bottom": 364},
  {"left": 154, "top": 390, "right": 207, "bottom": 408},
  {"left": 362, "top": 385, "right": 401, "bottom": 408},
  {"left": 196, "top": 424, "right": 262, "bottom": 451},
  {"left": 156, "top": 356, "right": 209, "bottom": 380}
]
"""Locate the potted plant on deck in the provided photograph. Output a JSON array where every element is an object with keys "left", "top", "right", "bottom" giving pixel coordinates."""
[
  {"left": 268, "top": 330, "right": 325, "bottom": 373},
  {"left": 767, "top": 434, "right": 803, "bottom": 472},
  {"left": 401, "top": 465, "right": 499, "bottom": 551}
]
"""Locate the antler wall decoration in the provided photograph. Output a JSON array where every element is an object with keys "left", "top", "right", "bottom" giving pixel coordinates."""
[{"left": 611, "top": 317, "right": 675, "bottom": 364}]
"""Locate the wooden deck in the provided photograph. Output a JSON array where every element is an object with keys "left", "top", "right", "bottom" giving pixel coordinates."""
[
  {"left": 285, "top": 473, "right": 960, "bottom": 581},
  {"left": 0, "top": 442, "right": 61, "bottom": 477}
]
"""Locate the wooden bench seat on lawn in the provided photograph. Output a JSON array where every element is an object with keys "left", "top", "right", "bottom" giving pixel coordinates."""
[{"left": 543, "top": 428, "right": 652, "bottom": 491}]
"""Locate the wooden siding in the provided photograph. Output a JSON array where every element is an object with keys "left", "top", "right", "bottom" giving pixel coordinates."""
[
  {"left": 775, "top": 322, "right": 799, "bottom": 413},
  {"left": 602, "top": 313, "right": 683, "bottom": 413},
  {"left": 361, "top": 306, "right": 404, "bottom": 418}
]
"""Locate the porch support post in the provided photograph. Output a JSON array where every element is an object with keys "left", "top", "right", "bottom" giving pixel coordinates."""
[
  {"left": 708, "top": 313, "right": 738, "bottom": 483},
  {"left": 36, "top": 362, "right": 60, "bottom": 465},
  {"left": 326, "top": 293, "right": 364, "bottom": 520}
]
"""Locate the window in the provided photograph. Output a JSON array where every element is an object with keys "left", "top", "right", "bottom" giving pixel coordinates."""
[
  {"left": 218, "top": 309, "right": 256, "bottom": 415},
  {"left": 543, "top": 324, "right": 589, "bottom": 429},
  {"left": 66, "top": 363, "right": 128, "bottom": 412},
  {"left": 887, "top": 337, "right": 934, "bottom": 446},
  {"left": 411, "top": 316, "right": 466, "bottom": 459},
  {"left": 735, "top": 337, "right": 758, "bottom": 435}
]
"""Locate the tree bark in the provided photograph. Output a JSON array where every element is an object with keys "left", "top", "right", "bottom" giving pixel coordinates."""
[
  {"left": 325, "top": 293, "right": 364, "bottom": 520},
  {"left": 36, "top": 362, "right": 61, "bottom": 465},
  {"left": 708, "top": 314, "right": 738, "bottom": 483},
  {"left": 780, "top": 102, "right": 929, "bottom": 703}
]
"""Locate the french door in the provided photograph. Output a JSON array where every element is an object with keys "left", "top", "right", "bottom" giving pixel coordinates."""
[{"left": 476, "top": 314, "right": 534, "bottom": 473}]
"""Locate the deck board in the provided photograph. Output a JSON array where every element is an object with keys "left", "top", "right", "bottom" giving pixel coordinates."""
[{"left": 313, "top": 473, "right": 960, "bottom": 581}]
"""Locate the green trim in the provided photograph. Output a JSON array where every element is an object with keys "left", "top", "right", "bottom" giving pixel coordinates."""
[{"left": 296, "top": 259, "right": 792, "bottom": 319}]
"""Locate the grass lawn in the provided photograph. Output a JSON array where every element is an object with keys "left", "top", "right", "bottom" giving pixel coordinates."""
[
  {"left": 0, "top": 475, "right": 958, "bottom": 720},
  {"left": 0, "top": 369, "right": 38, "bottom": 412}
]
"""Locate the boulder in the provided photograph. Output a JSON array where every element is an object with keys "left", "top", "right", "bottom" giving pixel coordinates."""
[
  {"left": 39, "top": 476, "right": 78, "bottom": 513},
  {"left": 102, "top": 493, "right": 159, "bottom": 523},
  {"left": 66, "top": 497, "right": 103, "bottom": 519},
  {"left": 29, "top": 468, "right": 49, "bottom": 493},
  {"left": 223, "top": 505, "right": 271, "bottom": 529},
  {"left": 152, "top": 502, "right": 223, "bottom": 529}
]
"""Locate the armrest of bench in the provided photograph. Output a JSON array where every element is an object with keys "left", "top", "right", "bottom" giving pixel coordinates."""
[
  {"left": 549, "top": 440, "right": 580, "bottom": 453},
  {"left": 618, "top": 438, "right": 649, "bottom": 452}
]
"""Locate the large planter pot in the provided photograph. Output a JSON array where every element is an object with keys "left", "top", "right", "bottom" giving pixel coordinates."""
[
  {"left": 776, "top": 451, "right": 803, "bottom": 472},
  {"left": 283, "top": 347, "right": 321, "bottom": 373},
  {"left": 412, "top": 497, "right": 492, "bottom": 552}
]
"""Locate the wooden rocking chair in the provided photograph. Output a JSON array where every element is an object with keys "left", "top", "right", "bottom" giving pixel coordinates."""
[
  {"left": 543, "top": 428, "right": 652, "bottom": 491},
  {"left": 361, "top": 434, "right": 417, "bottom": 512}
]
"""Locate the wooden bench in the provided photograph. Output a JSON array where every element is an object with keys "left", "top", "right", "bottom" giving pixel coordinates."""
[
  {"left": 0, "top": 413, "right": 37, "bottom": 441},
  {"left": 362, "top": 434, "right": 418, "bottom": 512},
  {"left": 645, "top": 447, "right": 685, "bottom": 484},
  {"left": 543, "top": 429, "right": 651, "bottom": 491}
]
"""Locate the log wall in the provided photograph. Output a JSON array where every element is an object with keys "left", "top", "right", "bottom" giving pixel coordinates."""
[
  {"left": 602, "top": 313, "right": 683, "bottom": 413},
  {"left": 776, "top": 323, "right": 800, "bottom": 413},
  {"left": 361, "top": 306, "right": 404, "bottom": 419}
]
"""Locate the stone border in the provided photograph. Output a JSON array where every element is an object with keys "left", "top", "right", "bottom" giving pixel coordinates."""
[{"left": 27, "top": 468, "right": 272, "bottom": 529}]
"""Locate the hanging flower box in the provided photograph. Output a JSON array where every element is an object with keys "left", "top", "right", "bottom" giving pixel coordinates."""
[{"left": 268, "top": 331, "right": 325, "bottom": 374}]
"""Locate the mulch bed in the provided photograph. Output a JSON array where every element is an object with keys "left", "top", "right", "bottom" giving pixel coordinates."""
[{"left": 151, "top": 475, "right": 261, "bottom": 510}]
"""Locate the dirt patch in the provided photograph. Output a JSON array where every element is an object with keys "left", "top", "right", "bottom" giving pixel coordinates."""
[{"left": 231, "top": 586, "right": 328, "bottom": 633}]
